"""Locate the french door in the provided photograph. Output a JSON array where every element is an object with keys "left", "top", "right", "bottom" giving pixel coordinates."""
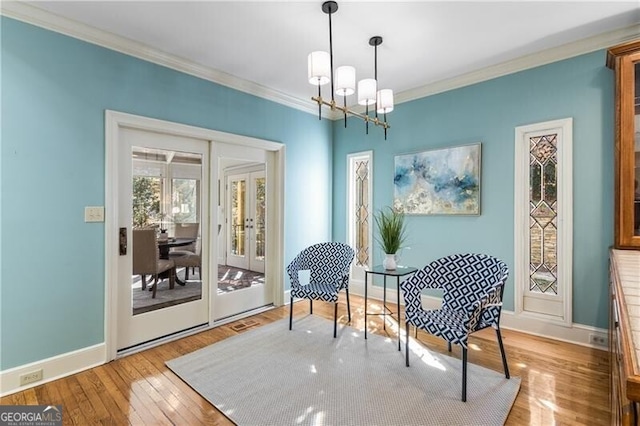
[
  {"left": 214, "top": 143, "right": 273, "bottom": 320},
  {"left": 226, "top": 170, "right": 266, "bottom": 273},
  {"left": 116, "top": 127, "right": 209, "bottom": 350}
]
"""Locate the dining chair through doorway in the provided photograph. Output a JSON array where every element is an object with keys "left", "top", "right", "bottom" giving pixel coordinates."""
[
  {"left": 133, "top": 228, "right": 176, "bottom": 298},
  {"left": 170, "top": 223, "right": 200, "bottom": 279}
]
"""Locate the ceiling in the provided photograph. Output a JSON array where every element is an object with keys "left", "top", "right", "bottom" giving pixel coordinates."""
[{"left": 14, "top": 1, "right": 640, "bottom": 109}]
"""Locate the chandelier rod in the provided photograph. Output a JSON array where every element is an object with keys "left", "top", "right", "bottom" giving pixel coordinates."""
[{"left": 327, "top": 3, "right": 335, "bottom": 103}]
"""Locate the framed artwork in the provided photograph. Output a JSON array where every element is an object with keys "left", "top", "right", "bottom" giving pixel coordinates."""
[{"left": 393, "top": 143, "right": 481, "bottom": 215}]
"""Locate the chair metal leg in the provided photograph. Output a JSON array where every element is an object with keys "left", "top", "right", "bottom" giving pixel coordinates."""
[
  {"left": 462, "top": 347, "right": 467, "bottom": 402},
  {"left": 496, "top": 327, "right": 510, "bottom": 379},
  {"left": 333, "top": 302, "right": 338, "bottom": 338},
  {"left": 448, "top": 342, "right": 452, "bottom": 352},
  {"left": 310, "top": 300, "right": 313, "bottom": 315},
  {"left": 185, "top": 266, "right": 190, "bottom": 281},
  {"left": 289, "top": 296, "right": 293, "bottom": 330},
  {"left": 345, "top": 288, "right": 351, "bottom": 322},
  {"left": 405, "top": 321, "right": 410, "bottom": 367}
]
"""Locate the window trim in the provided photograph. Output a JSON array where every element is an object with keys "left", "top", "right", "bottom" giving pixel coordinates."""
[{"left": 514, "top": 118, "right": 573, "bottom": 327}]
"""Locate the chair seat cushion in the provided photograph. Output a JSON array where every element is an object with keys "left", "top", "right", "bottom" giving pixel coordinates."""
[
  {"left": 170, "top": 249, "right": 196, "bottom": 257},
  {"left": 406, "top": 308, "right": 469, "bottom": 346},
  {"left": 291, "top": 282, "right": 339, "bottom": 302},
  {"left": 157, "top": 259, "right": 175, "bottom": 274},
  {"left": 170, "top": 252, "right": 200, "bottom": 268}
]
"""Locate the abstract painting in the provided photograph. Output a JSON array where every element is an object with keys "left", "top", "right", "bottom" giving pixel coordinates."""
[{"left": 394, "top": 143, "right": 481, "bottom": 215}]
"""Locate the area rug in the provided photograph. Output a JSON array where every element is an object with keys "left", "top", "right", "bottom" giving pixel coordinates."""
[
  {"left": 132, "top": 280, "right": 201, "bottom": 315},
  {"left": 166, "top": 316, "right": 520, "bottom": 425},
  {"left": 217, "top": 265, "right": 264, "bottom": 294}
]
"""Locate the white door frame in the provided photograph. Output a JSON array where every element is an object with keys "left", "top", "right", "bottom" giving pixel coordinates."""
[{"left": 105, "top": 110, "right": 285, "bottom": 361}]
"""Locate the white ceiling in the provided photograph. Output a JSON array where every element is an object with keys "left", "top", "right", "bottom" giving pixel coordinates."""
[{"left": 14, "top": 1, "right": 640, "bottom": 108}]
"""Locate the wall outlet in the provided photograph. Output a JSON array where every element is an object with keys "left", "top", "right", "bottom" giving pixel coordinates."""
[
  {"left": 19, "top": 369, "right": 43, "bottom": 386},
  {"left": 589, "top": 333, "right": 608, "bottom": 347},
  {"left": 85, "top": 206, "right": 105, "bottom": 222}
]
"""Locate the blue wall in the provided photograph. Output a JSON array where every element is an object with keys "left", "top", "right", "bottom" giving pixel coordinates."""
[
  {"left": 0, "top": 15, "right": 616, "bottom": 371},
  {"left": 332, "top": 50, "right": 614, "bottom": 329},
  {"left": 0, "top": 17, "right": 332, "bottom": 370}
]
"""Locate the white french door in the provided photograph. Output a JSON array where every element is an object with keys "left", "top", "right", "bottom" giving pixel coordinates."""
[
  {"left": 214, "top": 143, "right": 273, "bottom": 320},
  {"left": 116, "top": 127, "right": 209, "bottom": 350},
  {"left": 226, "top": 170, "right": 266, "bottom": 273}
]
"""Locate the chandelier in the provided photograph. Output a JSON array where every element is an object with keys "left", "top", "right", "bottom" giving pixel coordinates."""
[{"left": 307, "top": 1, "right": 394, "bottom": 139}]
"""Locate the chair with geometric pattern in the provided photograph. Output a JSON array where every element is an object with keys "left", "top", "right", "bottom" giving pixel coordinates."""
[
  {"left": 399, "top": 253, "right": 510, "bottom": 402},
  {"left": 287, "top": 242, "right": 355, "bottom": 338}
]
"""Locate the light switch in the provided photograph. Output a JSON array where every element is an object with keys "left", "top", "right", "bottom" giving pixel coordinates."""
[{"left": 85, "top": 206, "right": 105, "bottom": 222}]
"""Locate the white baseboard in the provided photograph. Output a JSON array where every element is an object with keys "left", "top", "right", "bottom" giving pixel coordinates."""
[
  {"left": 348, "top": 279, "right": 608, "bottom": 349},
  {"left": 0, "top": 343, "right": 106, "bottom": 396}
]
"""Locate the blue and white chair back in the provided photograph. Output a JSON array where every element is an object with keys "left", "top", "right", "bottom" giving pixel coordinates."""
[
  {"left": 287, "top": 242, "right": 355, "bottom": 337},
  {"left": 400, "top": 253, "right": 510, "bottom": 402}
]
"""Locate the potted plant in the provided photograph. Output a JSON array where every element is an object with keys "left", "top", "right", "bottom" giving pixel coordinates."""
[{"left": 374, "top": 206, "right": 407, "bottom": 270}]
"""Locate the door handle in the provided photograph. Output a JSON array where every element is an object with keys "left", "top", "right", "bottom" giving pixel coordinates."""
[{"left": 119, "top": 227, "right": 127, "bottom": 255}]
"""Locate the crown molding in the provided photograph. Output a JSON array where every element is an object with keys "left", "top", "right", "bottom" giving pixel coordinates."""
[
  {"left": 0, "top": 1, "right": 317, "bottom": 116},
  {"left": 396, "top": 24, "right": 640, "bottom": 105},
  {"left": 2, "top": 1, "right": 639, "bottom": 120}
]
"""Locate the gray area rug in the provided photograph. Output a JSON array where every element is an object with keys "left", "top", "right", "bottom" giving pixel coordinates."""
[
  {"left": 166, "top": 316, "right": 520, "bottom": 425},
  {"left": 132, "top": 279, "right": 202, "bottom": 315}
]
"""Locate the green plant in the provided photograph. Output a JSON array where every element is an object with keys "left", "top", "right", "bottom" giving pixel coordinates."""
[
  {"left": 132, "top": 176, "right": 160, "bottom": 228},
  {"left": 374, "top": 207, "right": 407, "bottom": 254}
]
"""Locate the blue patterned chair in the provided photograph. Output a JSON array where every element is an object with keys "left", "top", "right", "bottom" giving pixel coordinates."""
[
  {"left": 400, "top": 253, "right": 510, "bottom": 402},
  {"left": 287, "top": 242, "right": 355, "bottom": 338}
]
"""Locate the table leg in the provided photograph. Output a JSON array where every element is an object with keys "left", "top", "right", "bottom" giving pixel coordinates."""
[
  {"left": 383, "top": 275, "right": 387, "bottom": 331},
  {"left": 175, "top": 270, "right": 187, "bottom": 286},
  {"left": 397, "top": 276, "right": 401, "bottom": 351},
  {"left": 364, "top": 272, "right": 368, "bottom": 339}
]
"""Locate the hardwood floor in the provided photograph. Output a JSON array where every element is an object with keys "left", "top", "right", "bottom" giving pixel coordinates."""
[{"left": 1, "top": 295, "right": 609, "bottom": 425}]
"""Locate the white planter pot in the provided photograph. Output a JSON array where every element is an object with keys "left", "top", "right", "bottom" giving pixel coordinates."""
[{"left": 382, "top": 253, "right": 397, "bottom": 270}]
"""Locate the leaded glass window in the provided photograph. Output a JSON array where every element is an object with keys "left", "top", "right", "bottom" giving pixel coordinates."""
[
  {"left": 355, "top": 159, "right": 370, "bottom": 267},
  {"left": 529, "top": 134, "right": 558, "bottom": 294}
]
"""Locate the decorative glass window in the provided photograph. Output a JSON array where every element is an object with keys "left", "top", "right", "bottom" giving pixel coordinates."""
[
  {"left": 354, "top": 159, "right": 370, "bottom": 266},
  {"left": 515, "top": 119, "right": 572, "bottom": 326},
  {"left": 347, "top": 151, "right": 373, "bottom": 281},
  {"left": 529, "top": 134, "right": 558, "bottom": 295}
]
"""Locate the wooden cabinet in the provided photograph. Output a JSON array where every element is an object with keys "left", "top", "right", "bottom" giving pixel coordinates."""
[
  {"left": 607, "top": 40, "right": 640, "bottom": 249},
  {"left": 609, "top": 249, "right": 640, "bottom": 424}
]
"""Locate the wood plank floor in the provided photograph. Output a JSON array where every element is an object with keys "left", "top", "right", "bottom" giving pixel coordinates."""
[{"left": 1, "top": 294, "right": 610, "bottom": 425}]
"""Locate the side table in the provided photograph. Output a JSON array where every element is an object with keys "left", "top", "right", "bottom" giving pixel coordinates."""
[{"left": 364, "top": 265, "right": 418, "bottom": 350}]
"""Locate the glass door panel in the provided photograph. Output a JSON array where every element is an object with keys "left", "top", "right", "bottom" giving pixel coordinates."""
[
  {"left": 118, "top": 128, "right": 209, "bottom": 351},
  {"left": 224, "top": 171, "right": 265, "bottom": 278}
]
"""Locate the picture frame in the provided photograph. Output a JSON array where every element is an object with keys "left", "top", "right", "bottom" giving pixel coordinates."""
[{"left": 393, "top": 143, "right": 481, "bottom": 215}]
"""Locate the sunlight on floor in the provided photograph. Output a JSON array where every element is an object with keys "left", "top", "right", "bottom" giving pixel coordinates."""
[
  {"left": 527, "top": 368, "right": 557, "bottom": 424},
  {"left": 379, "top": 315, "right": 447, "bottom": 372}
]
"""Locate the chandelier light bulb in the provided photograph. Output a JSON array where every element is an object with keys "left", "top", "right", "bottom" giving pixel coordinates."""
[
  {"left": 308, "top": 51, "right": 331, "bottom": 86},
  {"left": 358, "top": 78, "right": 377, "bottom": 106},
  {"left": 376, "top": 89, "right": 394, "bottom": 114},
  {"left": 335, "top": 66, "right": 356, "bottom": 96}
]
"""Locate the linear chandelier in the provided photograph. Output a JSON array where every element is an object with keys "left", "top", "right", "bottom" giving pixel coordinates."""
[{"left": 307, "top": 1, "right": 394, "bottom": 139}]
